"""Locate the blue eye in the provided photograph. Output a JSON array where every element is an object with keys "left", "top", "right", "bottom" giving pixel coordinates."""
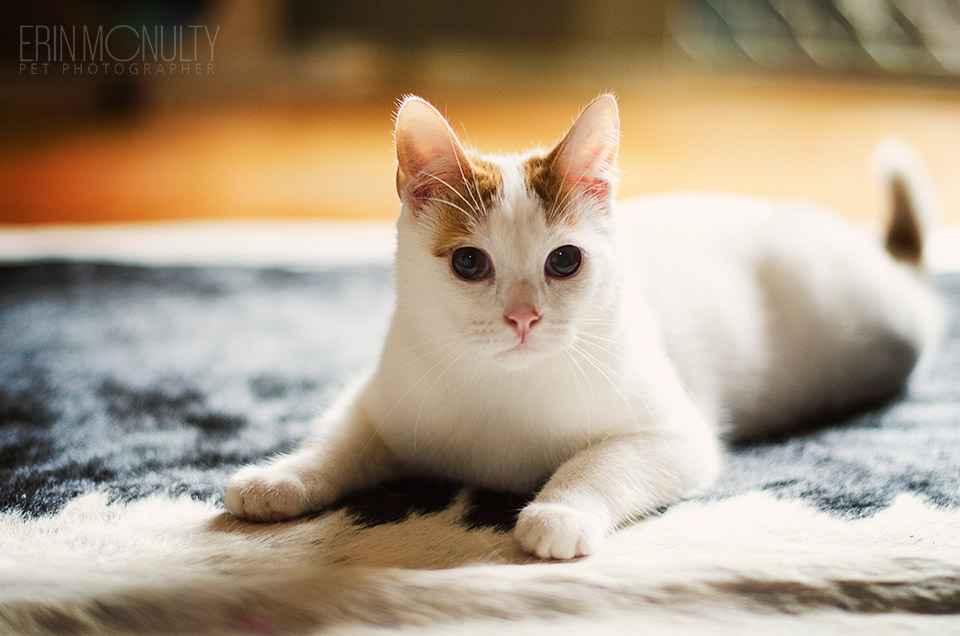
[
  {"left": 545, "top": 245, "right": 582, "bottom": 278},
  {"left": 451, "top": 247, "right": 492, "bottom": 281}
]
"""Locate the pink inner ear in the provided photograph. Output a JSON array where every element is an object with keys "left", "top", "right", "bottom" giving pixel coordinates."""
[
  {"left": 395, "top": 97, "right": 473, "bottom": 213},
  {"left": 399, "top": 149, "right": 468, "bottom": 211},
  {"left": 562, "top": 173, "right": 610, "bottom": 201},
  {"left": 557, "top": 151, "right": 615, "bottom": 202},
  {"left": 550, "top": 95, "right": 619, "bottom": 204}
]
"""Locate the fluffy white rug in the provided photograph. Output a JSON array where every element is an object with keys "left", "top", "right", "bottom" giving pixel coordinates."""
[{"left": 3, "top": 490, "right": 959, "bottom": 635}]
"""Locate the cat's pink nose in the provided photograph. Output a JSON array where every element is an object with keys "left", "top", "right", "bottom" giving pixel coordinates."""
[{"left": 504, "top": 306, "right": 541, "bottom": 343}]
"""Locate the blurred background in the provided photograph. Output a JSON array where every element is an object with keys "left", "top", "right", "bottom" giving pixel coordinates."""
[{"left": 2, "top": 0, "right": 958, "bottom": 227}]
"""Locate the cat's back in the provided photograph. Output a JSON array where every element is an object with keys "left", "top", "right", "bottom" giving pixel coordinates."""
[
  {"left": 617, "top": 192, "right": 844, "bottom": 266},
  {"left": 615, "top": 193, "right": 939, "bottom": 438}
]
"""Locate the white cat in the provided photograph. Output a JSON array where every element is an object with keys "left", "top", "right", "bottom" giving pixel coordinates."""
[{"left": 225, "top": 95, "right": 941, "bottom": 560}]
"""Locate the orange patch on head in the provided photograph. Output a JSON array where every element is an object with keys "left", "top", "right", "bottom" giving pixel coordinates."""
[
  {"left": 524, "top": 95, "right": 620, "bottom": 227},
  {"left": 523, "top": 151, "right": 579, "bottom": 228},
  {"left": 429, "top": 155, "right": 503, "bottom": 257}
]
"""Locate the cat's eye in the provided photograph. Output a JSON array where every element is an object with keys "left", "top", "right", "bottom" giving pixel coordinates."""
[
  {"left": 545, "top": 245, "right": 582, "bottom": 279},
  {"left": 451, "top": 247, "right": 492, "bottom": 281}
]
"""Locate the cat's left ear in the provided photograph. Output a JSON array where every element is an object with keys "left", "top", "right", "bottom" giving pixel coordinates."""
[
  {"left": 547, "top": 94, "right": 620, "bottom": 204},
  {"left": 394, "top": 96, "right": 471, "bottom": 215}
]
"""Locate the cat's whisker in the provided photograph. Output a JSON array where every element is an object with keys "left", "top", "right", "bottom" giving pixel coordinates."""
[
  {"left": 572, "top": 320, "right": 621, "bottom": 342},
  {"left": 551, "top": 185, "right": 591, "bottom": 226},
  {"left": 421, "top": 196, "right": 483, "bottom": 230},
  {"left": 548, "top": 136, "right": 614, "bottom": 223},
  {"left": 413, "top": 346, "right": 469, "bottom": 452},
  {"left": 450, "top": 346, "right": 474, "bottom": 427},
  {"left": 548, "top": 139, "right": 582, "bottom": 223},
  {"left": 374, "top": 336, "right": 465, "bottom": 385},
  {"left": 569, "top": 322, "right": 619, "bottom": 329},
  {"left": 364, "top": 339, "right": 468, "bottom": 452},
  {"left": 570, "top": 341, "right": 647, "bottom": 437},
  {"left": 575, "top": 334, "right": 621, "bottom": 348},
  {"left": 576, "top": 340, "right": 624, "bottom": 375},
  {"left": 470, "top": 173, "right": 490, "bottom": 227},
  {"left": 548, "top": 186, "right": 580, "bottom": 227},
  {"left": 422, "top": 173, "right": 483, "bottom": 225},
  {"left": 574, "top": 326, "right": 626, "bottom": 349},
  {"left": 449, "top": 140, "right": 485, "bottom": 219},
  {"left": 561, "top": 349, "right": 595, "bottom": 440},
  {"left": 575, "top": 342, "right": 628, "bottom": 367},
  {"left": 465, "top": 155, "right": 493, "bottom": 223},
  {"left": 575, "top": 332, "right": 628, "bottom": 356}
]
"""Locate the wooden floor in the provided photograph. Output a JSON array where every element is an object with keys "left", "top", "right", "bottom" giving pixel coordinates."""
[{"left": 1, "top": 74, "right": 958, "bottom": 225}]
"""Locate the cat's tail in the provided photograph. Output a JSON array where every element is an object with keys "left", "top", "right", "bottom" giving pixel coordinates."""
[{"left": 872, "top": 137, "right": 936, "bottom": 268}]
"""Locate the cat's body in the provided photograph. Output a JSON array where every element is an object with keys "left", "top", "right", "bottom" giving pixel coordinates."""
[
  {"left": 624, "top": 193, "right": 938, "bottom": 439},
  {"left": 225, "top": 96, "right": 941, "bottom": 559}
]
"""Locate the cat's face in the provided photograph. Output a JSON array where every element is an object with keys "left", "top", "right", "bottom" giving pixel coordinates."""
[{"left": 393, "top": 95, "right": 621, "bottom": 369}]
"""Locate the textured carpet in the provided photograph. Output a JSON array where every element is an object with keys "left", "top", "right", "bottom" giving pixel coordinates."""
[{"left": 1, "top": 262, "right": 959, "bottom": 635}]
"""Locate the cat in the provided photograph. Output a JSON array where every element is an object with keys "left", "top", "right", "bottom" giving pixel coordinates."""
[{"left": 225, "top": 94, "right": 942, "bottom": 560}]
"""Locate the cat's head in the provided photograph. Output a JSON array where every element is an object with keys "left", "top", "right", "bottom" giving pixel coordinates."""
[{"left": 393, "top": 95, "right": 621, "bottom": 369}]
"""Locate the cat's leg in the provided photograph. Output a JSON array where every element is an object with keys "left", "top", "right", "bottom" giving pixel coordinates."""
[
  {"left": 224, "top": 385, "right": 397, "bottom": 522},
  {"left": 515, "top": 423, "right": 720, "bottom": 560}
]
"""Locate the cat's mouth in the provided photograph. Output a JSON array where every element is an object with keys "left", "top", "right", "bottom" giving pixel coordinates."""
[
  {"left": 498, "top": 334, "right": 552, "bottom": 360},
  {"left": 493, "top": 325, "right": 573, "bottom": 362},
  {"left": 503, "top": 341, "right": 530, "bottom": 354},
  {"left": 495, "top": 335, "right": 538, "bottom": 358}
]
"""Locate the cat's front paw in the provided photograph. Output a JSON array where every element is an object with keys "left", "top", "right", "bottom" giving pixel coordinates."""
[
  {"left": 515, "top": 502, "right": 605, "bottom": 560},
  {"left": 224, "top": 465, "right": 310, "bottom": 522}
]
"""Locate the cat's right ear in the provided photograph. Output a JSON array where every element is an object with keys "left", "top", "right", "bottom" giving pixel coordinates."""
[{"left": 394, "top": 96, "right": 470, "bottom": 215}]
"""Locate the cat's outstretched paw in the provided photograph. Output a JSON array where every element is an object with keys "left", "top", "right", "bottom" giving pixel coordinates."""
[
  {"left": 515, "top": 502, "right": 605, "bottom": 560},
  {"left": 224, "top": 466, "right": 310, "bottom": 522}
]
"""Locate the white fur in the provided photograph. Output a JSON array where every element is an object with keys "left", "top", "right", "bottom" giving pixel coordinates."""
[
  {"left": 5, "top": 492, "right": 960, "bottom": 634},
  {"left": 225, "top": 97, "right": 941, "bottom": 560},
  {"left": 621, "top": 192, "right": 942, "bottom": 438}
]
